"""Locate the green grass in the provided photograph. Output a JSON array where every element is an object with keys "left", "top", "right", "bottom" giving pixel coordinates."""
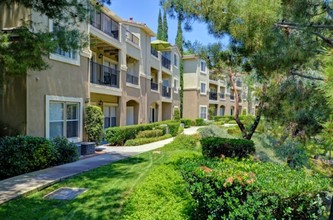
[{"left": 0, "top": 135, "right": 201, "bottom": 220}]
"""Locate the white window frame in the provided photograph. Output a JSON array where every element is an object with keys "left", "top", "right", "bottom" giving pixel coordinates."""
[
  {"left": 103, "top": 103, "right": 118, "bottom": 129},
  {"left": 200, "top": 82, "right": 207, "bottom": 95},
  {"left": 46, "top": 95, "right": 83, "bottom": 143},
  {"left": 49, "top": 20, "right": 80, "bottom": 66},
  {"left": 199, "top": 105, "right": 208, "bottom": 119},
  {"left": 200, "top": 60, "right": 206, "bottom": 74},
  {"left": 174, "top": 78, "right": 179, "bottom": 93}
]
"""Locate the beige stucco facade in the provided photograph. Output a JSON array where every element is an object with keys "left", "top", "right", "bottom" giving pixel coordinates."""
[{"left": 183, "top": 55, "right": 255, "bottom": 120}]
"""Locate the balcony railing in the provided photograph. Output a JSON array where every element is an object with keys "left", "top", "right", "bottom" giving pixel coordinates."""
[
  {"left": 162, "top": 85, "right": 171, "bottom": 98},
  {"left": 90, "top": 8, "right": 119, "bottom": 40},
  {"left": 126, "top": 73, "right": 139, "bottom": 85},
  {"left": 162, "top": 55, "right": 171, "bottom": 69},
  {"left": 151, "top": 47, "right": 158, "bottom": 58},
  {"left": 90, "top": 61, "right": 119, "bottom": 88},
  {"left": 126, "top": 30, "right": 139, "bottom": 45},
  {"left": 220, "top": 93, "right": 225, "bottom": 99},
  {"left": 151, "top": 81, "right": 158, "bottom": 91},
  {"left": 209, "top": 92, "right": 218, "bottom": 100}
]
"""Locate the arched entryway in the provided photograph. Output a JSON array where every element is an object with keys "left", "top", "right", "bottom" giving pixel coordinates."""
[{"left": 219, "top": 105, "right": 225, "bottom": 116}]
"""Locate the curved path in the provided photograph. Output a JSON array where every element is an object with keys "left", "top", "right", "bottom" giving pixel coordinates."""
[{"left": 0, "top": 127, "right": 202, "bottom": 205}]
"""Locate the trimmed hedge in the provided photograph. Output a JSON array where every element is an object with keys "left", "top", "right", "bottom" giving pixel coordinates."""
[
  {"left": 179, "top": 158, "right": 329, "bottom": 219},
  {"left": 85, "top": 105, "right": 104, "bottom": 144},
  {"left": 201, "top": 137, "right": 255, "bottom": 158},
  {"left": 136, "top": 129, "right": 163, "bottom": 138},
  {"left": 0, "top": 136, "right": 79, "bottom": 180},
  {"left": 195, "top": 118, "right": 205, "bottom": 126},
  {"left": 124, "top": 134, "right": 172, "bottom": 146},
  {"left": 180, "top": 118, "right": 192, "bottom": 128},
  {"left": 105, "top": 120, "right": 180, "bottom": 146}
]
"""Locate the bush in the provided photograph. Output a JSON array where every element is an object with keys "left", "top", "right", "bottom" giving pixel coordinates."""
[
  {"left": 105, "top": 120, "right": 179, "bottom": 146},
  {"left": 173, "top": 108, "right": 180, "bottom": 121},
  {"left": 198, "top": 125, "right": 230, "bottom": 138},
  {"left": 52, "top": 137, "right": 79, "bottom": 164},
  {"left": 168, "top": 122, "right": 181, "bottom": 137},
  {"left": 0, "top": 136, "right": 57, "bottom": 180},
  {"left": 180, "top": 118, "right": 192, "bottom": 128},
  {"left": 201, "top": 137, "right": 255, "bottom": 158},
  {"left": 195, "top": 118, "right": 205, "bottom": 126},
  {"left": 124, "top": 134, "right": 172, "bottom": 146},
  {"left": 178, "top": 126, "right": 184, "bottom": 134},
  {"left": 136, "top": 129, "right": 163, "bottom": 138},
  {"left": 227, "top": 127, "right": 242, "bottom": 136},
  {"left": 85, "top": 105, "right": 104, "bottom": 144},
  {"left": 179, "top": 158, "right": 329, "bottom": 219}
]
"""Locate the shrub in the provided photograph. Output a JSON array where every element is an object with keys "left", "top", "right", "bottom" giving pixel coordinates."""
[
  {"left": 0, "top": 136, "right": 57, "bottom": 180},
  {"left": 162, "top": 134, "right": 200, "bottom": 152},
  {"left": 168, "top": 122, "right": 181, "bottom": 137},
  {"left": 52, "top": 137, "right": 79, "bottom": 164},
  {"left": 180, "top": 118, "right": 192, "bottom": 128},
  {"left": 227, "top": 127, "right": 242, "bottom": 137},
  {"left": 173, "top": 108, "right": 180, "bottom": 121},
  {"left": 124, "top": 134, "right": 172, "bottom": 146},
  {"left": 178, "top": 125, "right": 184, "bottom": 134},
  {"left": 201, "top": 137, "right": 255, "bottom": 158},
  {"left": 198, "top": 125, "right": 230, "bottom": 138},
  {"left": 195, "top": 118, "right": 205, "bottom": 126},
  {"left": 136, "top": 129, "right": 163, "bottom": 138},
  {"left": 85, "top": 105, "right": 104, "bottom": 144},
  {"left": 179, "top": 158, "right": 329, "bottom": 219}
]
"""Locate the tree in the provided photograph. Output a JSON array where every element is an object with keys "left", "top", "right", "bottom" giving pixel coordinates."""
[
  {"left": 162, "top": 9, "right": 168, "bottom": 41},
  {"left": 175, "top": 16, "right": 184, "bottom": 117},
  {"left": 0, "top": 0, "right": 111, "bottom": 85},
  {"left": 157, "top": 9, "right": 164, "bottom": 40}
]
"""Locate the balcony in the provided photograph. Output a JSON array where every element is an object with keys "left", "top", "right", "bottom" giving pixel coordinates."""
[
  {"left": 162, "top": 55, "right": 171, "bottom": 69},
  {"left": 126, "top": 30, "right": 139, "bottom": 45},
  {"left": 162, "top": 85, "right": 171, "bottom": 98},
  {"left": 230, "top": 94, "right": 235, "bottom": 100},
  {"left": 151, "top": 81, "right": 158, "bottom": 91},
  {"left": 90, "top": 9, "right": 119, "bottom": 40},
  {"left": 151, "top": 47, "right": 158, "bottom": 58},
  {"left": 209, "top": 92, "right": 218, "bottom": 101},
  {"left": 126, "top": 73, "right": 139, "bottom": 85},
  {"left": 90, "top": 61, "right": 119, "bottom": 88},
  {"left": 220, "top": 93, "right": 225, "bottom": 99}
]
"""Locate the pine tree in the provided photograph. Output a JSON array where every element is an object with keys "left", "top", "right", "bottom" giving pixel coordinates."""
[
  {"left": 175, "top": 17, "right": 184, "bottom": 117},
  {"left": 157, "top": 9, "right": 163, "bottom": 40},
  {"left": 162, "top": 9, "right": 168, "bottom": 41}
]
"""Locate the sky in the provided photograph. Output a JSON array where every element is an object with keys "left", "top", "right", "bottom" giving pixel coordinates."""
[{"left": 108, "top": 0, "right": 224, "bottom": 46}]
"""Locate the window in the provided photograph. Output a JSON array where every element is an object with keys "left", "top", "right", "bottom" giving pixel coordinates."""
[
  {"left": 231, "top": 106, "right": 235, "bottom": 115},
  {"left": 46, "top": 96, "right": 83, "bottom": 142},
  {"left": 174, "top": 79, "right": 178, "bottom": 93},
  {"left": 103, "top": 105, "right": 117, "bottom": 128},
  {"left": 174, "top": 54, "right": 178, "bottom": 67},
  {"left": 200, "top": 106, "right": 207, "bottom": 119},
  {"left": 220, "top": 106, "right": 225, "bottom": 116},
  {"left": 200, "top": 82, "right": 207, "bottom": 94},
  {"left": 200, "top": 60, "right": 206, "bottom": 73},
  {"left": 49, "top": 20, "right": 80, "bottom": 65}
]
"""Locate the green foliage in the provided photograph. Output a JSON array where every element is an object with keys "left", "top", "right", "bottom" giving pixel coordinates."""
[
  {"left": 208, "top": 106, "right": 215, "bottom": 120},
  {"left": 157, "top": 9, "right": 164, "bottom": 40},
  {"left": 136, "top": 129, "right": 163, "bottom": 138},
  {"left": 0, "top": 136, "right": 57, "bottom": 180},
  {"left": 162, "top": 9, "right": 168, "bottom": 41},
  {"left": 178, "top": 125, "right": 184, "bottom": 134},
  {"left": 105, "top": 120, "right": 178, "bottom": 145},
  {"left": 124, "top": 134, "right": 172, "bottom": 146},
  {"left": 173, "top": 108, "right": 180, "bottom": 120},
  {"left": 168, "top": 122, "right": 181, "bottom": 137},
  {"left": 85, "top": 105, "right": 104, "bottom": 144},
  {"left": 227, "top": 127, "right": 242, "bottom": 137},
  {"left": 175, "top": 17, "right": 184, "bottom": 117},
  {"left": 180, "top": 118, "right": 192, "bottom": 128},
  {"left": 195, "top": 118, "right": 205, "bottom": 126},
  {"left": 52, "top": 137, "right": 79, "bottom": 164},
  {"left": 179, "top": 158, "right": 329, "bottom": 219},
  {"left": 276, "top": 139, "right": 309, "bottom": 169},
  {"left": 201, "top": 137, "right": 255, "bottom": 158}
]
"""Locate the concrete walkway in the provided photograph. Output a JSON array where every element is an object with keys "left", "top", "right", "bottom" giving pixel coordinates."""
[{"left": 0, "top": 127, "right": 202, "bottom": 205}]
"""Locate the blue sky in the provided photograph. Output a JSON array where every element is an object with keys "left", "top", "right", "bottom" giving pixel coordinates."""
[{"left": 108, "top": 0, "right": 223, "bottom": 46}]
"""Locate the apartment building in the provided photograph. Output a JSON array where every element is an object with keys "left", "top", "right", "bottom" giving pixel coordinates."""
[
  {"left": 183, "top": 54, "right": 256, "bottom": 120},
  {"left": 0, "top": 3, "right": 180, "bottom": 142}
]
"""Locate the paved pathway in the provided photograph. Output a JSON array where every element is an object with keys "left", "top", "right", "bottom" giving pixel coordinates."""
[{"left": 0, "top": 127, "right": 202, "bottom": 205}]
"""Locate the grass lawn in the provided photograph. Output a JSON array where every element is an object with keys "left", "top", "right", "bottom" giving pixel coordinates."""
[{"left": 0, "top": 135, "right": 200, "bottom": 220}]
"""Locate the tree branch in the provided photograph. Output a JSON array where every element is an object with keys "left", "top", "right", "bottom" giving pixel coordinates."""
[
  {"left": 291, "top": 71, "right": 324, "bottom": 81},
  {"left": 312, "top": 32, "right": 333, "bottom": 47},
  {"left": 275, "top": 22, "right": 333, "bottom": 29}
]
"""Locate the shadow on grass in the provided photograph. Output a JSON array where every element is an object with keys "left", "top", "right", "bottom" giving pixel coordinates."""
[{"left": 0, "top": 154, "right": 152, "bottom": 220}]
